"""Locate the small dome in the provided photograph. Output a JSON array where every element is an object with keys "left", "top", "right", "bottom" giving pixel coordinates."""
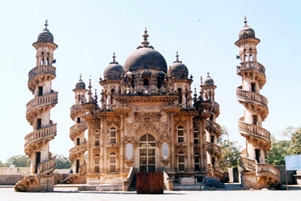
[
  {"left": 103, "top": 53, "right": 123, "bottom": 80},
  {"left": 37, "top": 20, "right": 54, "bottom": 43},
  {"left": 203, "top": 73, "right": 214, "bottom": 86},
  {"left": 75, "top": 76, "right": 86, "bottom": 90},
  {"left": 238, "top": 17, "right": 255, "bottom": 40},
  {"left": 124, "top": 29, "right": 167, "bottom": 73},
  {"left": 169, "top": 52, "right": 188, "bottom": 79}
]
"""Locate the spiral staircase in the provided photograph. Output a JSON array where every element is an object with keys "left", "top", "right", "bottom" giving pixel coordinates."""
[
  {"left": 15, "top": 21, "right": 58, "bottom": 192},
  {"left": 235, "top": 18, "right": 280, "bottom": 189}
]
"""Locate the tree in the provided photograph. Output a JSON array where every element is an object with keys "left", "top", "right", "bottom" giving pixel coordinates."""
[
  {"left": 290, "top": 127, "right": 301, "bottom": 154},
  {"left": 5, "top": 155, "right": 30, "bottom": 167},
  {"left": 218, "top": 126, "right": 241, "bottom": 171},
  {"left": 266, "top": 136, "right": 291, "bottom": 165},
  {"left": 55, "top": 155, "right": 72, "bottom": 169}
]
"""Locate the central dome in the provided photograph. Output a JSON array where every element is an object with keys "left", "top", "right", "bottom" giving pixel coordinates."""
[
  {"left": 124, "top": 47, "right": 167, "bottom": 73},
  {"left": 124, "top": 29, "right": 167, "bottom": 73}
]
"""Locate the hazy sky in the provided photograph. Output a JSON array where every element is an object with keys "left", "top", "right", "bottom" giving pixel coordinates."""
[{"left": 0, "top": 0, "right": 300, "bottom": 162}]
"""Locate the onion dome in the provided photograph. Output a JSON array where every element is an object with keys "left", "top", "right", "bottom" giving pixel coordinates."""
[
  {"left": 169, "top": 52, "right": 188, "bottom": 79},
  {"left": 36, "top": 20, "right": 54, "bottom": 43},
  {"left": 124, "top": 28, "right": 168, "bottom": 73},
  {"left": 238, "top": 16, "right": 256, "bottom": 40},
  {"left": 203, "top": 73, "right": 214, "bottom": 86},
  {"left": 103, "top": 53, "right": 124, "bottom": 80},
  {"left": 75, "top": 74, "right": 86, "bottom": 90}
]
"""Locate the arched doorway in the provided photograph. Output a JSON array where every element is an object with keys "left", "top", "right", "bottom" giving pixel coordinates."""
[{"left": 139, "top": 133, "right": 156, "bottom": 172}]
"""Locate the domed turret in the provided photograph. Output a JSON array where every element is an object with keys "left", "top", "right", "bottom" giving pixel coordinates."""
[
  {"left": 103, "top": 53, "right": 123, "bottom": 80},
  {"left": 169, "top": 52, "right": 188, "bottom": 79},
  {"left": 36, "top": 20, "right": 54, "bottom": 43},
  {"left": 203, "top": 73, "right": 214, "bottom": 86},
  {"left": 75, "top": 75, "right": 86, "bottom": 90},
  {"left": 124, "top": 29, "right": 167, "bottom": 73},
  {"left": 238, "top": 16, "right": 256, "bottom": 40}
]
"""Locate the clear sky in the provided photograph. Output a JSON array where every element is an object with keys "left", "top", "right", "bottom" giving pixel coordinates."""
[{"left": 0, "top": 0, "right": 300, "bottom": 162}]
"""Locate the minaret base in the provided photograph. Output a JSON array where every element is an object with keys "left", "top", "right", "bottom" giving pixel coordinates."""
[
  {"left": 14, "top": 174, "right": 55, "bottom": 192},
  {"left": 241, "top": 171, "right": 281, "bottom": 190}
]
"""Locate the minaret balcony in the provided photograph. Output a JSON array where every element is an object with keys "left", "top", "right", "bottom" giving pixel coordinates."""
[
  {"left": 238, "top": 121, "right": 270, "bottom": 143},
  {"left": 236, "top": 88, "right": 268, "bottom": 109},
  {"left": 24, "top": 124, "right": 57, "bottom": 155},
  {"left": 69, "top": 143, "right": 87, "bottom": 162},
  {"left": 26, "top": 92, "right": 58, "bottom": 120},
  {"left": 237, "top": 61, "right": 265, "bottom": 75},
  {"left": 38, "top": 157, "right": 56, "bottom": 175},
  {"left": 240, "top": 156, "right": 256, "bottom": 172},
  {"left": 69, "top": 122, "right": 87, "bottom": 140},
  {"left": 28, "top": 65, "right": 56, "bottom": 91},
  {"left": 205, "top": 120, "right": 221, "bottom": 137},
  {"left": 205, "top": 142, "right": 222, "bottom": 157}
]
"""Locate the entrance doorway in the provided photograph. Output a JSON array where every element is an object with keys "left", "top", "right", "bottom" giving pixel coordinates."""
[
  {"left": 139, "top": 134, "right": 156, "bottom": 172},
  {"left": 35, "top": 152, "right": 41, "bottom": 173},
  {"left": 255, "top": 149, "right": 260, "bottom": 163}
]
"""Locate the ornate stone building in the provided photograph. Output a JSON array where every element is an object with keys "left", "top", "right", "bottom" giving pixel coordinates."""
[
  {"left": 235, "top": 17, "right": 280, "bottom": 189},
  {"left": 67, "top": 29, "right": 223, "bottom": 188},
  {"left": 15, "top": 21, "right": 58, "bottom": 192}
]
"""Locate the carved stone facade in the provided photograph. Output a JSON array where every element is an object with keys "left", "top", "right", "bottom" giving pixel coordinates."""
[{"left": 69, "top": 29, "right": 223, "bottom": 187}]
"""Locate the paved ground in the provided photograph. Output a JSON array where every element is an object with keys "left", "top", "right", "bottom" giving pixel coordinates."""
[{"left": 1, "top": 184, "right": 301, "bottom": 201}]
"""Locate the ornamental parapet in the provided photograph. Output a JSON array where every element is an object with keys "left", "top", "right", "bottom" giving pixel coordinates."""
[
  {"left": 237, "top": 61, "right": 265, "bottom": 75},
  {"left": 69, "top": 122, "right": 87, "bottom": 140},
  {"left": 240, "top": 156, "right": 256, "bottom": 172},
  {"left": 69, "top": 143, "right": 87, "bottom": 161},
  {"left": 256, "top": 163, "right": 280, "bottom": 179},
  {"left": 24, "top": 124, "right": 57, "bottom": 151},
  {"left": 38, "top": 157, "right": 56, "bottom": 175},
  {"left": 205, "top": 142, "right": 222, "bottom": 157},
  {"left": 26, "top": 92, "right": 58, "bottom": 116},
  {"left": 238, "top": 121, "right": 270, "bottom": 143},
  {"left": 236, "top": 87, "right": 268, "bottom": 109}
]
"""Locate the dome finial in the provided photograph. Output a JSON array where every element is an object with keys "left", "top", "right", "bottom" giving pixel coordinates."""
[
  {"left": 244, "top": 15, "right": 248, "bottom": 26},
  {"left": 137, "top": 28, "right": 154, "bottom": 49},
  {"left": 113, "top": 52, "right": 116, "bottom": 63},
  {"left": 176, "top": 51, "right": 179, "bottom": 62},
  {"left": 207, "top": 72, "right": 210, "bottom": 77},
  {"left": 44, "top": 19, "right": 48, "bottom": 30},
  {"left": 79, "top": 73, "right": 82, "bottom": 81}
]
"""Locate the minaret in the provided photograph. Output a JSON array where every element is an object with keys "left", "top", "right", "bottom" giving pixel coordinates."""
[
  {"left": 15, "top": 20, "right": 58, "bottom": 192},
  {"left": 235, "top": 17, "right": 280, "bottom": 189},
  {"left": 68, "top": 75, "right": 88, "bottom": 176},
  {"left": 201, "top": 73, "right": 222, "bottom": 178}
]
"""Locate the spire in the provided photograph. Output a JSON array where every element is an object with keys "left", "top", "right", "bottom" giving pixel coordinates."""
[
  {"left": 110, "top": 52, "right": 118, "bottom": 64},
  {"left": 137, "top": 28, "right": 154, "bottom": 49},
  {"left": 44, "top": 19, "right": 49, "bottom": 31},
  {"left": 88, "top": 77, "right": 93, "bottom": 102},
  {"left": 79, "top": 73, "right": 82, "bottom": 81},
  {"left": 244, "top": 15, "right": 248, "bottom": 27},
  {"left": 200, "top": 76, "right": 203, "bottom": 85},
  {"left": 173, "top": 51, "right": 182, "bottom": 63},
  {"left": 207, "top": 72, "right": 210, "bottom": 78}
]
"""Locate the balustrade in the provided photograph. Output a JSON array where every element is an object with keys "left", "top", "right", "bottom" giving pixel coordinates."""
[
  {"left": 26, "top": 92, "right": 58, "bottom": 113},
  {"left": 38, "top": 157, "right": 56, "bottom": 174},
  {"left": 25, "top": 124, "right": 57, "bottom": 146},
  {"left": 28, "top": 65, "right": 56, "bottom": 82},
  {"left": 238, "top": 121, "right": 270, "bottom": 142},
  {"left": 238, "top": 61, "right": 265, "bottom": 75},
  {"left": 236, "top": 88, "right": 268, "bottom": 108}
]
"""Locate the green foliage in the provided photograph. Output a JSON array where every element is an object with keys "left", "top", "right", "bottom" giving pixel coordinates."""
[
  {"left": 218, "top": 126, "right": 241, "bottom": 171},
  {"left": 266, "top": 136, "right": 291, "bottom": 165},
  {"left": 290, "top": 127, "right": 301, "bottom": 154},
  {"left": 0, "top": 160, "right": 6, "bottom": 167},
  {"left": 55, "top": 155, "right": 71, "bottom": 169},
  {"left": 5, "top": 155, "right": 30, "bottom": 167}
]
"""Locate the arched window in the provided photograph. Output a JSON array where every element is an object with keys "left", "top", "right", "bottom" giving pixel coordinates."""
[
  {"left": 109, "top": 128, "right": 117, "bottom": 143},
  {"left": 109, "top": 153, "right": 117, "bottom": 173},
  {"left": 193, "top": 129, "right": 199, "bottom": 144},
  {"left": 178, "top": 88, "right": 182, "bottom": 104},
  {"left": 194, "top": 152, "right": 200, "bottom": 171},
  {"left": 95, "top": 130, "right": 100, "bottom": 145},
  {"left": 178, "top": 151, "right": 185, "bottom": 171},
  {"left": 139, "top": 134, "right": 156, "bottom": 172},
  {"left": 177, "top": 126, "right": 184, "bottom": 142},
  {"left": 94, "top": 154, "right": 99, "bottom": 173}
]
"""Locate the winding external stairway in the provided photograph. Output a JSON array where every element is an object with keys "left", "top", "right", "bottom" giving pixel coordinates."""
[
  {"left": 235, "top": 17, "right": 280, "bottom": 189},
  {"left": 15, "top": 21, "right": 58, "bottom": 192}
]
